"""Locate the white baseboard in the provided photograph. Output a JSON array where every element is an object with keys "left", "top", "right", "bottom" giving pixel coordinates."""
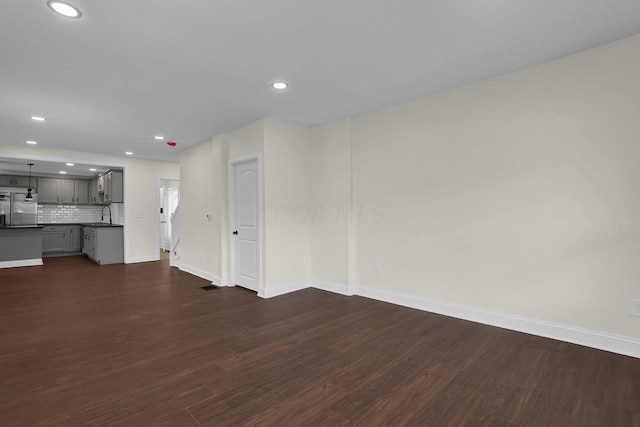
[
  {"left": 260, "top": 280, "right": 311, "bottom": 299},
  {"left": 212, "top": 276, "right": 232, "bottom": 287},
  {"left": 178, "top": 263, "right": 216, "bottom": 282},
  {"left": 356, "top": 285, "right": 640, "bottom": 359},
  {"left": 312, "top": 280, "right": 355, "bottom": 296},
  {"left": 0, "top": 258, "right": 43, "bottom": 269},
  {"left": 125, "top": 255, "right": 159, "bottom": 264},
  {"left": 162, "top": 266, "right": 640, "bottom": 358}
]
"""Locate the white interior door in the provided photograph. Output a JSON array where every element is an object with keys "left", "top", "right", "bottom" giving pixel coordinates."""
[{"left": 232, "top": 158, "right": 260, "bottom": 291}]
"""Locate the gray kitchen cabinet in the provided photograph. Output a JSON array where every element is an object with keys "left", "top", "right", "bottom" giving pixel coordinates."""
[
  {"left": 89, "top": 178, "right": 100, "bottom": 204},
  {"left": 66, "top": 225, "right": 82, "bottom": 252},
  {"left": 39, "top": 179, "right": 89, "bottom": 204},
  {"left": 0, "top": 175, "right": 35, "bottom": 189},
  {"left": 101, "top": 170, "right": 123, "bottom": 204},
  {"left": 74, "top": 180, "right": 89, "bottom": 204},
  {"left": 83, "top": 226, "right": 123, "bottom": 265},
  {"left": 38, "top": 178, "right": 61, "bottom": 204},
  {"left": 83, "top": 227, "right": 95, "bottom": 258},
  {"left": 61, "top": 180, "right": 75, "bottom": 203},
  {"left": 43, "top": 225, "right": 84, "bottom": 256},
  {"left": 42, "top": 226, "right": 66, "bottom": 254},
  {"left": 102, "top": 172, "right": 112, "bottom": 203}
]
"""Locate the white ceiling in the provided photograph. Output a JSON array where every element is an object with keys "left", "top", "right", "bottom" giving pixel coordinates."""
[
  {"left": 1, "top": 0, "right": 640, "bottom": 167},
  {"left": 0, "top": 157, "right": 111, "bottom": 178}
]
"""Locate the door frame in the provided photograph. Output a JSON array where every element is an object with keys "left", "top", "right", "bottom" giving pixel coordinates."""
[{"left": 228, "top": 153, "right": 262, "bottom": 294}]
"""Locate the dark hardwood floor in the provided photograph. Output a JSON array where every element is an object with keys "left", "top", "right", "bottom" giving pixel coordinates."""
[{"left": 1, "top": 256, "right": 639, "bottom": 426}]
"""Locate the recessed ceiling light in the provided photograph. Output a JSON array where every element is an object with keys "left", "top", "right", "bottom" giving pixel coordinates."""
[
  {"left": 154, "top": 136, "right": 164, "bottom": 140},
  {"left": 125, "top": 151, "right": 133, "bottom": 155},
  {"left": 89, "top": 168, "right": 97, "bottom": 172},
  {"left": 271, "top": 82, "right": 288, "bottom": 90},
  {"left": 66, "top": 163, "right": 74, "bottom": 166},
  {"left": 47, "top": 1, "right": 82, "bottom": 18},
  {"left": 31, "top": 116, "right": 46, "bottom": 121},
  {"left": 59, "top": 171, "right": 67, "bottom": 174},
  {"left": 26, "top": 140, "right": 38, "bottom": 145}
]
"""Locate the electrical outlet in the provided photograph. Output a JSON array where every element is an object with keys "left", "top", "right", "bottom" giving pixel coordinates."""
[
  {"left": 630, "top": 299, "right": 640, "bottom": 317},
  {"left": 373, "top": 264, "right": 382, "bottom": 277}
]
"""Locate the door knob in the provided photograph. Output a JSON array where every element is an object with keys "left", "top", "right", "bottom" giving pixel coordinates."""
[{"left": 232, "top": 230, "right": 238, "bottom": 235}]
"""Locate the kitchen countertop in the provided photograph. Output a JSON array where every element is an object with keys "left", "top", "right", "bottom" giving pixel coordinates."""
[
  {"left": 1, "top": 223, "right": 124, "bottom": 229},
  {"left": 39, "top": 223, "right": 123, "bottom": 228}
]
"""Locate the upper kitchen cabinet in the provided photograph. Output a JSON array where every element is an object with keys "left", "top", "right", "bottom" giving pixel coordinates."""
[
  {"left": 61, "top": 180, "right": 89, "bottom": 204},
  {"left": 39, "top": 178, "right": 90, "bottom": 205},
  {"left": 76, "top": 180, "right": 90, "bottom": 204},
  {"left": 0, "top": 175, "right": 36, "bottom": 189},
  {"left": 89, "top": 178, "right": 100, "bottom": 205},
  {"left": 38, "top": 178, "right": 60, "bottom": 203},
  {"left": 99, "top": 170, "right": 123, "bottom": 204}
]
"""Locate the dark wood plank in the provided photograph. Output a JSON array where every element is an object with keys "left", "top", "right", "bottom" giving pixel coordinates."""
[{"left": 0, "top": 256, "right": 638, "bottom": 426}]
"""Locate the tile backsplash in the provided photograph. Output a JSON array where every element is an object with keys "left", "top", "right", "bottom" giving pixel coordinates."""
[{"left": 38, "top": 203, "right": 124, "bottom": 224}]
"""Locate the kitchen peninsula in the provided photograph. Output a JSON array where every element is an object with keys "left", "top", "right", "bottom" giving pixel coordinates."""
[{"left": 0, "top": 225, "right": 44, "bottom": 268}]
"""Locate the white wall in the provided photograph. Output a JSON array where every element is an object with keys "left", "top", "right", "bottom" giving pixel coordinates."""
[
  {"left": 309, "top": 34, "right": 640, "bottom": 342},
  {"left": 0, "top": 144, "right": 179, "bottom": 262},
  {"left": 178, "top": 121, "right": 266, "bottom": 285},
  {"left": 179, "top": 119, "right": 314, "bottom": 295},
  {"left": 263, "top": 119, "right": 311, "bottom": 291},
  {"left": 179, "top": 35, "right": 640, "bottom": 355},
  {"left": 178, "top": 139, "right": 217, "bottom": 278},
  {"left": 309, "top": 119, "right": 352, "bottom": 288}
]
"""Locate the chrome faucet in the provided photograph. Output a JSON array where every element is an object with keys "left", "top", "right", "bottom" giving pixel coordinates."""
[{"left": 101, "top": 205, "right": 112, "bottom": 225}]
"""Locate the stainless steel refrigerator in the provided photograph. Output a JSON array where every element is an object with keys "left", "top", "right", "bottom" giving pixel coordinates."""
[
  {"left": 0, "top": 191, "right": 38, "bottom": 226},
  {"left": 0, "top": 192, "right": 9, "bottom": 226}
]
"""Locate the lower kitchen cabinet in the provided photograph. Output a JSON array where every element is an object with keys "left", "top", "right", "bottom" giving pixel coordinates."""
[
  {"left": 83, "top": 226, "right": 123, "bottom": 265},
  {"left": 66, "top": 225, "right": 82, "bottom": 252},
  {"left": 42, "top": 225, "right": 82, "bottom": 256}
]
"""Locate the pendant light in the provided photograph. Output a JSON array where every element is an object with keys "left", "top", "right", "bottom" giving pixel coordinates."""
[{"left": 25, "top": 163, "right": 34, "bottom": 201}]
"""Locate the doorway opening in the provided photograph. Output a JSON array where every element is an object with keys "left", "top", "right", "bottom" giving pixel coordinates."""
[{"left": 159, "top": 178, "right": 180, "bottom": 261}]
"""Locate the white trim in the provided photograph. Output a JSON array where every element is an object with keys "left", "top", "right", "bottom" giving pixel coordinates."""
[
  {"left": 277, "top": 279, "right": 640, "bottom": 358},
  {"left": 0, "top": 258, "right": 43, "bottom": 269},
  {"left": 356, "top": 285, "right": 640, "bottom": 359},
  {"left": 260, "top": 281, "right": 311, "bottom": 299},
  {"left": 157, "top": 258, "right": 640, "bottom": 357},
  {"left": 312, "top": 279, "right": 354, "bottom": 296},
  {"left": 212, "top": 276, "right": 232, "bottom": 287},
  {"left": 178, "top": 263, "right": 217, "bottom": 282},
  {"left": 122, "top": 164, "right": 129, "bottom": 266},
  {"left": 125, "top": 255, "right": 159, "bottom": 264}
]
